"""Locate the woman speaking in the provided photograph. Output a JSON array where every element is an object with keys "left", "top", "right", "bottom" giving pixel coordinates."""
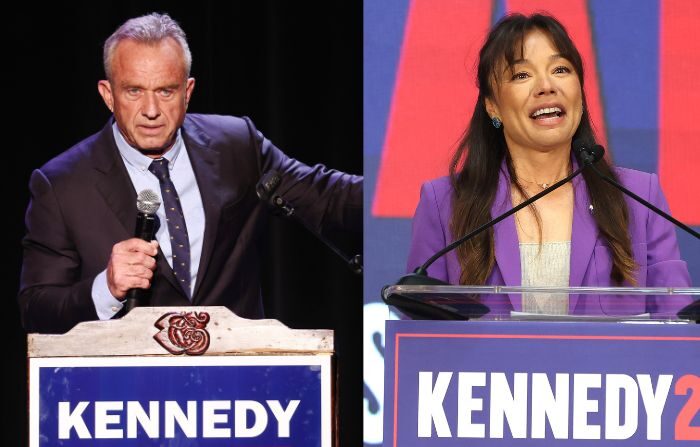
[{"left": 406, "top": 13, "right": 690, "bottom": 315}]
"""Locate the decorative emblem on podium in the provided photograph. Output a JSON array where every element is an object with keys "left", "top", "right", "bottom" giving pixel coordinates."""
[{"left": 153, "top": 311, "right": 211, "bottom": 355}]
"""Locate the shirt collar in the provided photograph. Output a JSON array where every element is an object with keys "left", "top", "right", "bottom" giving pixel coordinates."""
[{"left": 112, "top": 123, "right": 184, "bottom": 172}]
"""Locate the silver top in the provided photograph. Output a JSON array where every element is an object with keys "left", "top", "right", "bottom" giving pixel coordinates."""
[
  {"left": 520, "top": 241, "right": 571, "bottom": 315},
  {"left": 136, "top": 189, "right": 161, "bottom": 215}
]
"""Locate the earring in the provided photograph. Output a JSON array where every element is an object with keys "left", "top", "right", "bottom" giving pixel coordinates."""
[{"left": 491, "top": 117, "right": 502, "bottom": 129}]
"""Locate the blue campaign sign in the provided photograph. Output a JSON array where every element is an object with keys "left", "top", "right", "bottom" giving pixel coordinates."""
[
  {"left": 30, "top": 355, "right": 331, "bottom": 446},
  {"left": 384, "top": 321, "right": 700, "bottom": 446}
]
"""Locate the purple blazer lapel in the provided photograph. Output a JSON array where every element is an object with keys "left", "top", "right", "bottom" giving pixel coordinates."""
[
  {"left": 491, "top": 165, "right": 523, "bottom": 310},
  {"left": 569, "top": 171, "right": 599, "bottom": 275},
  {"left": 568, "top": 162, "right": 599, "bottom": 310},
  {"left": 569, "top": 173, "right": 599, "bottom": 282}
]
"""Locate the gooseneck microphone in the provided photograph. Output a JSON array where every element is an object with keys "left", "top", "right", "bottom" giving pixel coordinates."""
[
  {"left": 382, "top": 140, "right": 603, "bottom": 319},
  {"left": 256, "top": 170, "right": 362, "bottom": 275},
  {"left": 409, "top": 141, "right": 602, "bottom": 282},
  {"left": 124, "top": 189, "right": 161, "bottom": 314},
  {"left": 578, "top": 144, "right": 700, "bottom": 322},
  {"left": 582, "top": 145, "right": 700, "bottom": 241}
]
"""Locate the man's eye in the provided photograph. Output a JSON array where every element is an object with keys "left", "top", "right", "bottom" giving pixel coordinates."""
[
  {"left": 127, "top": 88, "right": 141, "bottom": 95},
  {"left": 160, "top": 89, "right": 173, "bottom": 97}
]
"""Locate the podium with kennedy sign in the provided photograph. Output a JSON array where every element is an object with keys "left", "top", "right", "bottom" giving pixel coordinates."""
[
  {"left": 28, "top": 307, "right": 333, "bottom": 446},
  {"left": 382, "top": 285, "right": 700, "bottom": 446}
]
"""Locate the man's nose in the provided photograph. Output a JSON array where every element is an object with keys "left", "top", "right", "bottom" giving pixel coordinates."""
[{"left": 141, "top": 93, "right": 161, "bottom": 119}]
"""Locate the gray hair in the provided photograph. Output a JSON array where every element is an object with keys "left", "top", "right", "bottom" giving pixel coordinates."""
[{"left": 103, "top": 13, "right": 192, "bottom": 80}]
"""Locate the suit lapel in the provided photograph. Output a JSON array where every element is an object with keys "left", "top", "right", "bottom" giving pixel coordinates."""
[
  {"left": 568, "top": 170, "right": 599, "bottom": 310},
  {"left": 491, "top": 165, "right": 522, "bottom": 306},
  {"left": 182, "top": 125, "right": 222, "bottom": 302},
  {"left": 92, "top": 122, "right": 136, "bottom": 237}
]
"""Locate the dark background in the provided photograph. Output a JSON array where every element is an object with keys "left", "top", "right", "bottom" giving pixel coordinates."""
[{"left": 6, "top": 1, "right": 362, "bottom": 445}]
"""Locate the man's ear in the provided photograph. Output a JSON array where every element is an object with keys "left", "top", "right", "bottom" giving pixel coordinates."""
[
  {"left": 97, "top": 80, "right": 114, "bottom": 113},
  {"left": 184, "top": 77, "right": 195, "bottom": 108}
]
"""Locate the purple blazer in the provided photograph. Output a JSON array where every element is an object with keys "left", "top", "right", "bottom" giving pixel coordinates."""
[{"left": 407, "top": 162, "right": 692, "bottom": 316}]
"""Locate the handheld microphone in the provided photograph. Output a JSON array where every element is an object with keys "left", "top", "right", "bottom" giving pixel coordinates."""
[
  {"left": 256, "top": 170, "right": 362, "bottom": 275},
  {"left": 124, "top": 189, "right": 161, "bottom": 314},
  {"left": 382, "top": 139, "right": 603, "bottom": 319}
]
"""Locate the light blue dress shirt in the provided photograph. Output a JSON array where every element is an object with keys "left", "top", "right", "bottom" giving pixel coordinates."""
[{"left": 92, "top": 124, "right": 206, "bottom": 319}]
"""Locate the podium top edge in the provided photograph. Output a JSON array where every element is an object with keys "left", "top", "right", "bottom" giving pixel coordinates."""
[
  {"left": 383, "top": 285, "right": 700, "bottom": 297},
  {"left": 27, "top": 307, "right": 333, "bottom": 358}
]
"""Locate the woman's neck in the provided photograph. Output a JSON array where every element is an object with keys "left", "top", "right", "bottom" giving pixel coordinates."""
[{"left": 509, "top": 146, "right": 571, "bottom": 187}]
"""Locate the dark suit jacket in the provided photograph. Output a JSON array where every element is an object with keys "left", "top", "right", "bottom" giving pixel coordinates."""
[{"left": 19, "top": 114, "right": 361, "bottom": 333}]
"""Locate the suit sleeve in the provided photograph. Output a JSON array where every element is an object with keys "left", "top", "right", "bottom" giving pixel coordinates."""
[
  {"left": 18, "top": 169, "right": 100, "bottom": 334},
  {"left": 244, "top": 117, "right": 362, "bottom": 233},
  {"left": 406, "top": 181, "right": 450, "bottom": 282}
]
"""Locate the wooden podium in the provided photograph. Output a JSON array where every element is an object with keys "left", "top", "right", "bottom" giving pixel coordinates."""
[{"left": 27, "top": 307, "right": 334, "bottom": 446}]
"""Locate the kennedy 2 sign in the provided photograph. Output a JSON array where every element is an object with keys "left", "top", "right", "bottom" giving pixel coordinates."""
[
  {"left": 384, "top": 321, "right": 700, "bottom": 446},
  {"left": 416, "top": 371, "right": 699, "bottom": 441}
]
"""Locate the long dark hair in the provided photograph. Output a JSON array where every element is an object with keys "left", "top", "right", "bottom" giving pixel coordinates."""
[{"left": 449, "top": 13, "right": 636, "bottom": 285}]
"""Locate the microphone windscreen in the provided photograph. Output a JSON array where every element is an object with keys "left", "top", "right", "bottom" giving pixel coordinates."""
[
  {"left": 572, "top": 138, "right": 589, "bottom": 155},
  {"left": 572, "top": 139, "right": 605, "bottom": 164},
  {"left": 136, "top": 189, "right": 161, "bottom": 215},
  {"left": 590, "top": 144, "right": 605, "bottom": 162}
]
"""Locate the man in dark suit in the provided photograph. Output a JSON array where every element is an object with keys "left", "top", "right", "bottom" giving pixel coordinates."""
[{"left": 18, "top": 13, "right": 361, "bottom": 334}]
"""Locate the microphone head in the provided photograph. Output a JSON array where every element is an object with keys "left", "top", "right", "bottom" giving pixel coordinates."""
[
  {"left": 590, "top": 144, "right": 605, "bottom": 162},
  {"left": 573, "top": 139, "right": 605, "bottom": 164},
  {"left": 136, "top": 189, "right": 161, "bottom": 215},
  {"left": 256, "top": 170, "right": 281, "bottom": 201}
]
